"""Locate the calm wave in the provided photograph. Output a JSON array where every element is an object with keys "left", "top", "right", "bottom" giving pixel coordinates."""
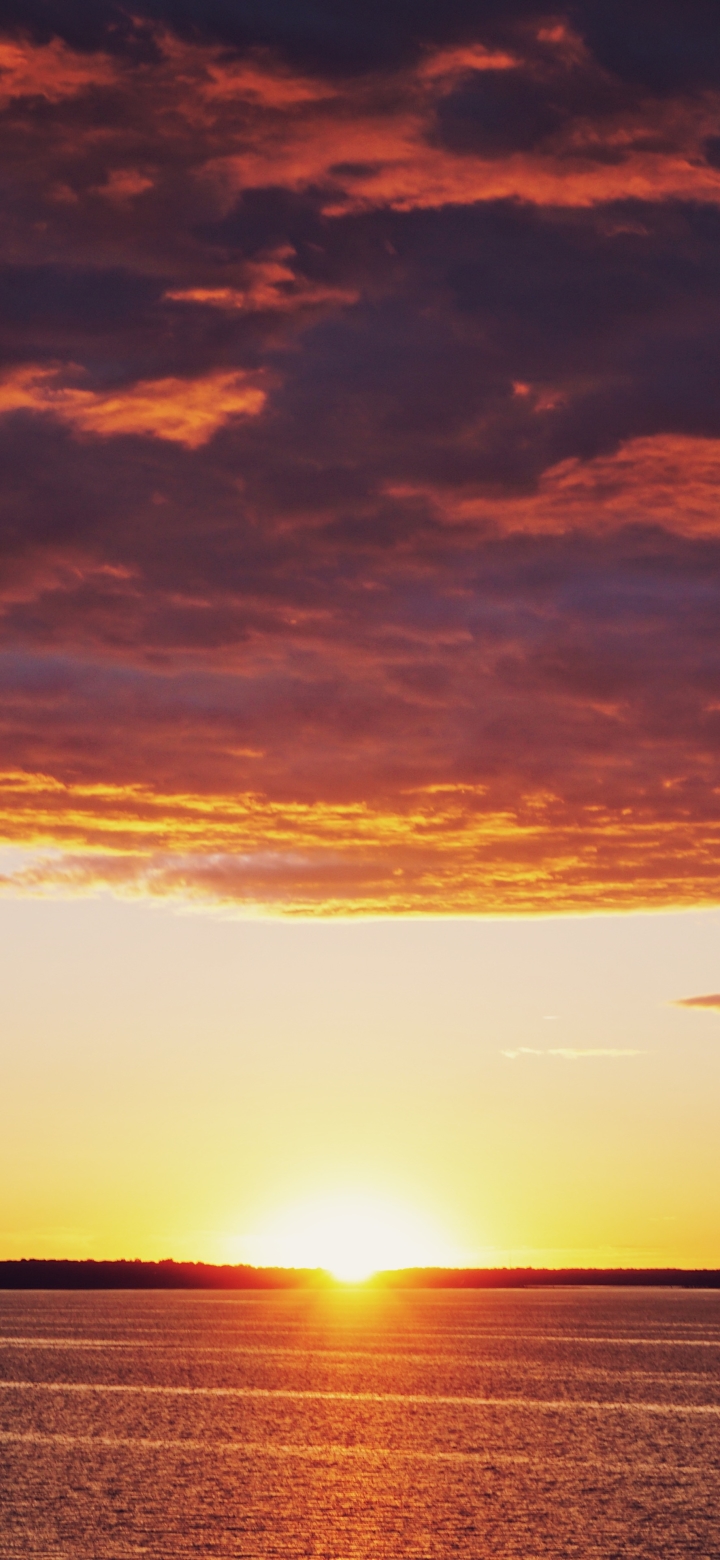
[{"left": 1, "top": 1287, "right": 719, "bottom": 1557}]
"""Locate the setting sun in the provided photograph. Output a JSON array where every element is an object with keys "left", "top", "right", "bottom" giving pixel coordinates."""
[{"left": 237, "top": 1193, "right": 462, "bottom": 1281}]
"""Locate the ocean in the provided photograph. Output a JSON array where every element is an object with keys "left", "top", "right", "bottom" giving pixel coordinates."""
[{"left": 1, "top": 1286, "right": 718, "bottom": 1557}]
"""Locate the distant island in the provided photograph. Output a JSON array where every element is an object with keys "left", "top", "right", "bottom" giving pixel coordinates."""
[{"left": 1, "top": 1260, "right": 719, "bottom": 1289}]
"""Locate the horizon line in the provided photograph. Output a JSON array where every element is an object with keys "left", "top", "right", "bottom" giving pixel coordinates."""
[{"left": 2, "top": 1258, "right": 719, "bottom": 1291}]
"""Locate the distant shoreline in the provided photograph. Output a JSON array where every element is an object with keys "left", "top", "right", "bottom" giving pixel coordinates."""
[{"left": 1, "top": 1261, "right": 719, "bottom": 1290}]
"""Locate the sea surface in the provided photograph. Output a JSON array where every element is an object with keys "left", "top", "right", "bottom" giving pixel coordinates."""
[{"left": 1, "top": 1286, "right": 719, "bottom": 1558}]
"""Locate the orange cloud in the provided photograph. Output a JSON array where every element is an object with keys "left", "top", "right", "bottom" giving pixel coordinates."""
[
  {"left": 197, "top": 48, "right": 330, "bottom": 109},
  {"left": 4, "top": 28, "right": 720, "bottom": 222},
  {"left": 418, "top": 43, "right": 518, "bottom": 81},
  {"left": 93, "top": 168, "right": 155, "bottom": 202},
  {"left": 197, "top": 48, "right": 720, "bottom": 217},
  {"left": 672, "top": 994, "right": 720, "bottom": 1010},
  {"left": 277, "top": 141, "right": 720, "bottom": 220},
  {"left": 2, "top": 769, "right": 720, "bottom": 916},
  {"left": 387, "top": 435, "right": 720, "bottom": 538},
  {"left": 0, "top": 365, "right": 266, "bottom": 447},
  {"left": 0, "top": 38, "right": 116, "bottom": 105},
  {"left": 165, "top": 247, "right": 357, "bottom": 314}
]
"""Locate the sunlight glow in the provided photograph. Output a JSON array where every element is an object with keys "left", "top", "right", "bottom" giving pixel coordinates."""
[{"left": 237, "top": 1192, "right": 461, "bottom": 1281}]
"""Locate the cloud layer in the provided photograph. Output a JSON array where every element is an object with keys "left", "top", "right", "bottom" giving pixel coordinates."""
[{"left": 2, "top": 3, "right": 720, "bottom": 911}]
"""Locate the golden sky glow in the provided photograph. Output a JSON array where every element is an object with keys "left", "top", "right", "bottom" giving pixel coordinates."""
[
  {"left": 2, "top": 8, "right": 720, "bottom": 1274},
  {"left": 232, "top": 1193, "right": 464, "bottom": 1280},
  {"left": 1, "top": 896, "right": 719, "bottom": 1271}
]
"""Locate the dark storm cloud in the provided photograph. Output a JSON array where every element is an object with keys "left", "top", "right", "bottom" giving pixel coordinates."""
[
  {"left": 0, "top": 1, "right": 539, "bottom": 73},
  {"left": 434, "top": 69, "right": 574, "bottom": 159},
  {"left": 575, "top": 1, "right": 720, "bottom": 93},
  {"left": 7, "top": 1, "right": 720, "bottom": 94},
  {"left": 1, "top": 4, "right": 720, "bottom": 910}
]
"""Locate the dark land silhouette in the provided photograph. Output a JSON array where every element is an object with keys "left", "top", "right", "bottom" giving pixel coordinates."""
[{"left": 1, "top": 1261, "right": 719, "bottom": 1289}]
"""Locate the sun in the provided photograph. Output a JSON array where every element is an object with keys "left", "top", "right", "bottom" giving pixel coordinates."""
[{"left": 240, "top": 1191, "right": 459, "bottom": 1281}]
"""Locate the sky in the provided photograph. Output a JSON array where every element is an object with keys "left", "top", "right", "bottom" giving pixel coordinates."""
[{"left": 1, "top": 1, "right": 720, "bottom": 1270}]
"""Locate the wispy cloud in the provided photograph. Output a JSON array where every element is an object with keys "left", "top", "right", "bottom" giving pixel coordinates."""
[
  {"left": 672, "top": 994, "right": 720, "bottom": 1010},
  {"left": 502, "top": 1047, "right": 645, "bottom": 1060},
  {"left": 548, "top": 1048, "right": 645, "bottom": 1059}
]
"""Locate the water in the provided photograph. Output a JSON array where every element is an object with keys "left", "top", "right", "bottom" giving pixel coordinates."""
[{"left": 1, "top": 1287, "right": 719, "bottom": 1558}]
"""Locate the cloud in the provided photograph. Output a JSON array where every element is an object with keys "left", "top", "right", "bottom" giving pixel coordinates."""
[
  {"left": 202, "top": 55, "right": 720, "bottom": 218},
  {"left": 7, "top": 1, "right": 720, "bottom": 96},
  {"left": 386, "top": 435, "right": 720, "bottom": 538},
  {"left": 0, "top": 3, "right": 549, "bottom": 77},
  {"left": 93, "top": 169, "right": 155, "bottom": 203},
  {"left": 0, "top": 37, "right": 117, "bottom": 104},
  {"left": 0, "top": 9, "right": 719, "bottom": 912},
  {"left": 672, "top": 994, "right": 720, "bottom": 1010},
  {"left": 164, "top": 248, "right": 358, "bottom": 315},
  {"left": 502, "top": 1047, "right": 644, "bottom": 1059},
  {"left": 577, "top": 1, "right": 720, "bottom": 94},
  {"left": 0, "top": 759, "right": 715, "bottom": 916},
  {"left": 0, "top": 366, "right": 266, "bottom": 447},
  {"left": 547, "top": 1048, "right": 645, "bottom": 1058}
]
